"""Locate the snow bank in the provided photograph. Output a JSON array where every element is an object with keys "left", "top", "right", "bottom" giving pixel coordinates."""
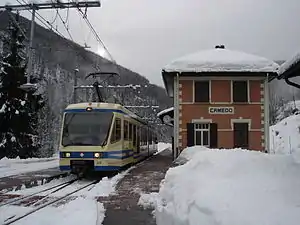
[
  {"left": 83, "top": 168, "right": 133, "bottom": 197},
  {"left": 163, "top": 48, "right": 279, "bottom": 73},
  {"left": 0, "top": 156, "right": 58, "bottom": 178},
  {"left": 270, "top": 114, "right": 300, "bottom": 162},
  {"left": 138, "top": 192, "right": 158, "bottom": 209},
  {"left": 155, "top": 146, "right": 300, "bottom": 225}
]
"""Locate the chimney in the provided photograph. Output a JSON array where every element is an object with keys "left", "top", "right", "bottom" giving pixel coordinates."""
[{"left": 215, "top": 45, "right": 225, "bottom": 49}]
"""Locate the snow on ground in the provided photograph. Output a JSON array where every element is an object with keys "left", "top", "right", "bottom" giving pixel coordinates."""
[
  {"left": 155, "top": 142, "right": 172, "bottom": 155},
  {"left": 154, "top": 146, "right": 300, "bottom": 225},
  {"left": 138, "top": 192, "right": 158, "bottom": 209},
  {"left": 0, "top": 156, "right": 58, "bottom": 178},
  {"left": 276, "top": 100, "right": 300, "bottom": 122},
  {"left": 2, "top": 197, "right": 105, "bottom": 225},
  {"left": 81, "top": 167, "right": 134, "bottom": 197},
  {"left": 163, "top": 48, "right": 279, "bottom": 73},
  {"left": 270, "top": 114, "right": 300, "bottom": 162},
  {"left": 7, "top": 175, "right": 77, "bottom": 195},
  {"left": 0, "top": 167, "right": 131, "bottom": 225}
]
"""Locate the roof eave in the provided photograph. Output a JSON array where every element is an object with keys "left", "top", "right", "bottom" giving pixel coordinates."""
[
  {"left": 162, "top": 70, "right": 175, "bottom": 98},
  {"left": 277, "top": 61, "right": 300, "bottom": 80}
]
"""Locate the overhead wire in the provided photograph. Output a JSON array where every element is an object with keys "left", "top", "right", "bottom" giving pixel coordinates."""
[
  {"left": 72, "top": 1, "right": 122, "bottom": 88},
  {"left": 16, "top": 0, "right": 68, "bottom": 38},
  {"left": 50, "top": 0, "right": 74, "bottom": 42},
  {"left": 76, "top": 7, "right": 116, "bottom": 63},
  {"left": 48, "top": 10, "right": 58, "bottom": 25},
  {"left": 65, "top": 0, "right": 70, "bottom": 28}
]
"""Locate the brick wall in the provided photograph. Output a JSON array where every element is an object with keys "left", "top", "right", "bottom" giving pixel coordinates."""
[{"left": 178, "top": 78, "right": 264, "bottom": 151}]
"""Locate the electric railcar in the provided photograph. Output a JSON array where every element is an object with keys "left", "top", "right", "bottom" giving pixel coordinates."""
[{"left": 59, "top": 102, "right": 158, "bottom": 175}]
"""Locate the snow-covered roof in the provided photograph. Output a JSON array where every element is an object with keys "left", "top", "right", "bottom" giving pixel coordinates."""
[
  {"left": 162, "top": 47, "right": 279, "bottom": 97},
  {"left": 278, "top": 52, "right": 300, "bottom": 77},
  {"left": 163, "top": 48, "right": 279, "bottom": 73},
  {"left": 157, "top": 107, "right": 174, "bottom": 117}
]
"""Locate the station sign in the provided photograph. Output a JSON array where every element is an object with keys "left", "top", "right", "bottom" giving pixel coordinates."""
[{"left": 208, "top": 107, "right": 234, "bottom": 114}]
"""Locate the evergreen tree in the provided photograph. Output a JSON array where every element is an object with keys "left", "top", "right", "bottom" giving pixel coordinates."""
[{"left": 0, "top": 12, "right": 44, "bottom": 159}]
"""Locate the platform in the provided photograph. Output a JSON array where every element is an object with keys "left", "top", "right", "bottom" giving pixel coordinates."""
[{"left": 99, "top": 148, "right": 173, "bottom": 225}]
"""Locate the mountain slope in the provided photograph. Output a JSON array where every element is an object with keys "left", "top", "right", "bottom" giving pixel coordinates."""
[{"left": 0, "top": 10, "right": 172, "bottom": 156}]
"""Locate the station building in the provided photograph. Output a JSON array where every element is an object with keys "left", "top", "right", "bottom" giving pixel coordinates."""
[{"left": 161, "top": 45, "right": 279, "bottom": 156}]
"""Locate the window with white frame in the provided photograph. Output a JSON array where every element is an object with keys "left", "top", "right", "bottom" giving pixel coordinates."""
[{"left": 194, "top": 123, "right": 210, "bottom": 146}]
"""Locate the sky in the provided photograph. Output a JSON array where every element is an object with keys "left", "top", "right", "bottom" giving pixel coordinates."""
[{"left": 3, "top": 0, "right": 300, "bottom": 87}]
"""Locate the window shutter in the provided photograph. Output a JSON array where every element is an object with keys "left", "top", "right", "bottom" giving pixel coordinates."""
[
  {"left": 233, "top": 81, "right": 248, "bottom": 102},
  {"left": 233, "top": 123, "right": 249, "bottom": 148},
  {"left": 187, "top": 123, "right": 195, "bottom": 147},
  {"left": 209, "top": 123, "right": 218, "bottom": 148},
  {"left": 195, "top": 81, "right": 209, "bottom": 102}
]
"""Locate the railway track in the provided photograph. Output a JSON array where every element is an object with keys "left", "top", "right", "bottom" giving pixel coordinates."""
[
  {"left": 2, "top": 179, "right": 101, "bottom": 225},
  {"left": 0, "top": 178, "right": 79, "bottom": 207}
]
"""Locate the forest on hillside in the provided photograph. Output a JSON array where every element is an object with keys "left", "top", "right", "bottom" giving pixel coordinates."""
[{"left": 0, "top": 11, "right": 173, "bottom": 158}]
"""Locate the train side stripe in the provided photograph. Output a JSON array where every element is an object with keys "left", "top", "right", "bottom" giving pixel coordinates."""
[
  {"left": 59, "top": 150, "right": 134, "bottom": 159},
  {"left": 94, "top": 166, "right": 122, "bottom": 171},
  {"left": 60, "top": 165, "right": 123, "bottom": 171},
  {"left": 64, "top": 108, "right": 126, "bottom": 114}
]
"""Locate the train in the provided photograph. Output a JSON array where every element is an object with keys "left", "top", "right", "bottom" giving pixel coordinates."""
[{"left": 59, "top": 102, "right": 158, "bottom": 176}]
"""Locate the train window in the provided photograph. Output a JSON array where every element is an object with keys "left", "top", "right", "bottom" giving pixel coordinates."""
[
  {"left": 149, "top": 131, "right": 152, "bottom": 144},
  {"left": 133, "top": 124, "right": 136, "bottom": 146},
  {"left": 124, "top": 120, "right": 129, "bottom": 140},
  {"left": 129, "top": 123, "right": 133, "bottom": 140},
  {"left": 141, "top": 128, "right": 144, "bottom": 146},
  {"left": 116, "top": 118, "right": 121, "bottom": 141},
  {"left": 137, "top": 126, "right": 140, "bottom": 153},
  {"left": 143, "top": 128, "right": 147, "bottom": 145},
  {"left": 110, "top": 121, "right": 116, "bottom": 143},
  {"left": 111, "top": 118, "right": 121, "bottom": 143}
]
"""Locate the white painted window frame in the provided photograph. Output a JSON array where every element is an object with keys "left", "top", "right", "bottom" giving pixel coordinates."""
[
  {"left": 193, "top": 122, "right": 210, "bottom": 147},
  {"left": 231, "top": 118, "right": 251, "bottom": 130}
]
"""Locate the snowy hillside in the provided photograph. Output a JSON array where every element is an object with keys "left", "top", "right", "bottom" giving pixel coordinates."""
[
  {"left": 155, "top": 146, "right": 300, "bottom": 225},
  {"left": 270, "top": 114, "right": 300, "bottom": 162},
  {"left": 0, "top": 11, "right": 172, "bottom": 158},
  {"left": 276, "top": 100, "right": 300, "bottom": 121}
]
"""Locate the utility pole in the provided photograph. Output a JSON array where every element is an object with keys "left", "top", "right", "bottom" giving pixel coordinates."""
[
  {"left": 73, "top": 68, "right": 79, "bottom": 103},
  {"left": 27, "top": 8, "right": 36, "bottom": 84},
  {"left": 0, "top": 1, "right": 101, "bottom": 92}
]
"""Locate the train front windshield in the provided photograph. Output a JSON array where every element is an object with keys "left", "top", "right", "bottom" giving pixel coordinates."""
[{"left": 61, "top": 112, "right": 113, "bottom": 146}]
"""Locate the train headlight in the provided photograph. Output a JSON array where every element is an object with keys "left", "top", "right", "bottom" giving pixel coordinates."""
[
  {"left": 65, "top": 152, "right": 71, "bottom": 157},
  {"left": 94, "top": 153, "right": 100, "bottom": 158}
]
